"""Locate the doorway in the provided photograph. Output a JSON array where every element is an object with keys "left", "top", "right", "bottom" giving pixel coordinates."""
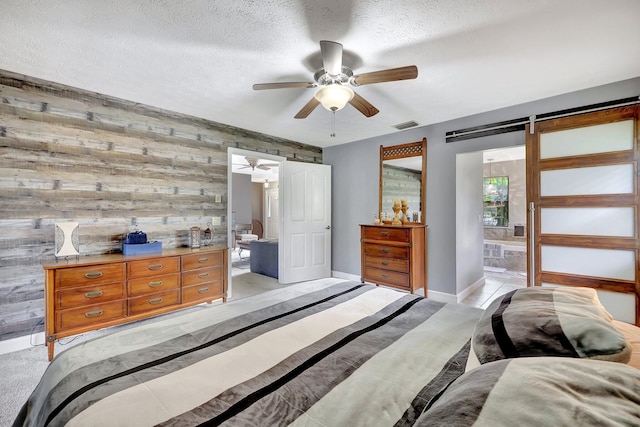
[
  {"left": 227, "top": 148, "right": 285, "bottom": 299},
  {"left": 455, "top": 146, "right": 527, "bottom": 308},
  {"left": 481, "top": 146, "right": 527, "bottom": 275}
]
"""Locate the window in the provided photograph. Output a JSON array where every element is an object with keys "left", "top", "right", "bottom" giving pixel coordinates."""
[{"left": 483, "top": 176, "right": 509, "bottom": 227}]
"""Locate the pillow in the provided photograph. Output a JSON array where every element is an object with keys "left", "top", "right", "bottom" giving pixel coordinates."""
[
  {"left": 471, "top": 287, "right": 631, "bottom": 364},
  {"left": 613, "top": 319, "right": 640, "bottom": 370},
  {"left": 417, "top": 357, "right": 640, "bottom": 426}
]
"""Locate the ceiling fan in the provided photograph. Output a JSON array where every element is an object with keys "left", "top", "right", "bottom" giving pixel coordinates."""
[
  {"left": 253, "top": 40, "right": 418, "bottom": 119},
  {"left": 234, "top": 156, "right": 279, "bottom": 171}
]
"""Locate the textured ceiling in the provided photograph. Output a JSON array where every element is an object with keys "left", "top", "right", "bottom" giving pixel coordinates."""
[{"left": 1, "top": 1, "right": 639, "bottom": 148}]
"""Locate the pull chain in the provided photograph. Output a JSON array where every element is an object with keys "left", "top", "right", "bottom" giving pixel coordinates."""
[{"left": 330, "top": 110, "right": 336, "bottom": 137}]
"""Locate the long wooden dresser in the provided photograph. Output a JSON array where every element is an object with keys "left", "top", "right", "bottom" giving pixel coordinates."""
[
  {"left": 42, "top": 246, "right": 227, "bottom": 360},
  {"left": 360, "top": 224, "right": 428, "bottom": 296}
]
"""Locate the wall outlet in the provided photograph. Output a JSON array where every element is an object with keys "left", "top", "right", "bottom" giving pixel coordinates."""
[
  {"left": 212, "top": 216, "right": 221, "bottom": 226},
  {"left": 214, "top": 194, "right": 222, "bottom": 203}
]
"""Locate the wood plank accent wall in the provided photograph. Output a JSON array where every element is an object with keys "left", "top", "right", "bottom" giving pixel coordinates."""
[{"left": 0, "top": 69, "right": 322, "bottom": 341}]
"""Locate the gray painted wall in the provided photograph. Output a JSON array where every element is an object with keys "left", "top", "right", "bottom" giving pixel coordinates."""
[
  {"left": 324, "top": 77, "right": 640, "bottom": 297},
  {"left": 232, "top": 173, "right": 252, "bottom": 225},
  {"left": 456, "top": 151, "right": 484, "bottom": 295}
]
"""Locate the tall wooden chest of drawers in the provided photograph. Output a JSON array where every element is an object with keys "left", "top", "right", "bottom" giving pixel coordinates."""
[
  {"left": 360, "top": 224, "right": 428, "bottom": 296},
  {"left": 43, "top": 247, "right": 227, "bottom": 361}
]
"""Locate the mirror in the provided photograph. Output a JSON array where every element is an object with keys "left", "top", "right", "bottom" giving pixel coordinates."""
[{"left": 379, "top": 138, "right": 427, "bottom": 224}]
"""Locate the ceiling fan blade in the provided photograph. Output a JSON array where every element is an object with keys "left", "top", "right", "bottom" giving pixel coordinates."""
[
  {"left": 320, "top": 40, "right": 343, "bottom": 76},
  {"left": 348, "top": 92, "right": 379, "bottom": 117},
  {"left": 294, "top": 97, "right": 321, "bottom": 119},
  {"left": 253, "top": 82, "right": 316, "bottom": 90},
  {"left": 257, "top": 165, "right": 271, "bottom": 170},
  {"left": 351, "top": 65, "right": 418, "bottom": 86}
]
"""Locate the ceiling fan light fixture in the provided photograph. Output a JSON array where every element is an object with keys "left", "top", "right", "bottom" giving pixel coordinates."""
[{"left": 314, "top": 84, "right": 354, "bottom": 112}]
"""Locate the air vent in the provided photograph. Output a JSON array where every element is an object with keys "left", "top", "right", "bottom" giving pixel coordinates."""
[{"left": 393, "top": 120, "right": 419, "bottom": 130}]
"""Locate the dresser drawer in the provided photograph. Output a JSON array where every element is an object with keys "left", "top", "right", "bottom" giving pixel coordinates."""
[
  {"left": 364, "top": 255, "right": 410, "bottom": 273},
  {"left": 128, "top": 273, "right": 180, "bottom": 297},
  {"left": 57, "top": 301, "right": 126, "bottom": 330},
  {"left": 182, "top": 266, "right": 223, "bottom": 287},
  {"left": 362, "top": 227, "right": 410, "bottom": 242},
  {"left": 363, "top": 267, "right": 410, "bottom": 289},
  {"left": 128, "top": 256, "right": 179, "bottom": 278},
  {"left": 363, "top": 243, "right": 409, "bottom": 259},
  {"left": 56, "top": 282, "right": 126, "bottom": 310},
  {"left": 182, "top": 281, "right": 224, "bottom": 304},
  {"left": 128, "top": 289, "right": 180, "bottom": 315},
  {"left": 182, "top": 251, "right": 223, "bottom": 271},
  {"left": 55, "top": 263, "right": 126, "bottom": 288}
]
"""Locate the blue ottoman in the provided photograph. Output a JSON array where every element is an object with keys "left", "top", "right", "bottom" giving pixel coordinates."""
[{"left": 249, "top": 240, "right": 278, "bottom": 279}]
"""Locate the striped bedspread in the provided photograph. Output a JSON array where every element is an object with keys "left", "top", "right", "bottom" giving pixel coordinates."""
[{"left": 15, "top": 279, "right": 483, "bottom": 427}]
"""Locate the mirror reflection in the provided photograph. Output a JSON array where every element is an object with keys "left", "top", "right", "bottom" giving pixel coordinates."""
[
  {"left": 381, "top": 158, "right": 422, "bottom": 221},
  {"left": 379, "top": 138, "right": 427, "bottom": 224}
]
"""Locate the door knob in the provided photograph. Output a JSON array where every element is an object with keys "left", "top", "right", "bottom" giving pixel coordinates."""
[{"left": 326, "top": 225, "right": 331, "bottom": 229}]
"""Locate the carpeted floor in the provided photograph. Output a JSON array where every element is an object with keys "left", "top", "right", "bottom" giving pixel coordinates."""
[{"left": 0, "top": 249, "right": 283, "bottom": 427}]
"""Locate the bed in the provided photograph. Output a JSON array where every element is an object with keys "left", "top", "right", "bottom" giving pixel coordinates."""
[{"left": 13, "top": 279, "right": 640, "bottom": 426}]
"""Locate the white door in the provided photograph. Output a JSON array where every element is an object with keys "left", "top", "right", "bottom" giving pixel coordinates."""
[
  {"left": 264, "top": 186, "right": 279, "bottom": 240},
  {"left": 279, "top": 161, "right": 332, "bottom": 283}
]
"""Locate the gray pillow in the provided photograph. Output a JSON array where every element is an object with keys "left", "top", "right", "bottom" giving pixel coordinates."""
[
  {"left": 471, "top": 287, "right": 631, "bottom": 364},
  {"left": 417, "top": 357, "right": 640, "bottom": 426}
]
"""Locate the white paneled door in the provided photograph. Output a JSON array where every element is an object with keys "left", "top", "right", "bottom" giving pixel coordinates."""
[
  {"left": 527, "top": 106, "right": 640, "bottom": 324},
  {"left": 279, "top": 161, "right": 332, "bottom": 283}
]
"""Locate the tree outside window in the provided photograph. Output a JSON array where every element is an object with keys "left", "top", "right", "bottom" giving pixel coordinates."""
[{"left": 483, "top": 176, "right": 509, "bottom": 227}]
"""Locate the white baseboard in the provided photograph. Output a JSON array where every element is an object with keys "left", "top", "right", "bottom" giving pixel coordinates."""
[
  {"left": 332, "top": 271, "right": 459, "bottom": 304},
  {"left": 331, "top": 271, "right": 361, "bottom": 282},
  {"left": 0, "top": 332, "right": 45, "bottom": 356},
  {"left": 457, "top": 276, "right": 486, "bottom": 303},
  {"left": 427, "top": 289, "right": 458, "bottom": 304}
]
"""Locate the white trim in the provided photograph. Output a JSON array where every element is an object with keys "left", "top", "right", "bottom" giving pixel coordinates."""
[
  {"left": 332, "top": 270, "right": 459, "bottom": 303},
  {"left": 0, "top": 332, "right": 46, "bottom": 356},
  {"left": 427, "top": 289, "right": 458, "bottom": 304},
  {"left": 331, "top": 270, "right": 360, "bottom": 282},
  {"left": 457, "top": 276, "right": 486, "bottom": 303}
]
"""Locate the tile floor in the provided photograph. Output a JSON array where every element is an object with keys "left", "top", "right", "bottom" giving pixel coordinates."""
[{"left": 459, "top": 269, "right": 528, "bottom": 309}]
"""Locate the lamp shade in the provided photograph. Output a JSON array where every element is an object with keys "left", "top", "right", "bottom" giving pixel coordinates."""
[{"left": 314, "top": 84, "right": 354, "bottom": 111}]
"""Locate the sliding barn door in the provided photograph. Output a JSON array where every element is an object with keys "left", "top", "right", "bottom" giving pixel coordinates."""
[{"left": 527, "top": 106, "right": 640, "bottom": 325}]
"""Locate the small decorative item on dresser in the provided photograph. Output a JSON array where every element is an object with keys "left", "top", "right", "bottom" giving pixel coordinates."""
[
  {"left": 190, "top": 226, "right": 201, "bottom": 248},
  {"left": 401, "top": 200, "right": 409, "bottom": 223},
  {"left": 54, "top": 222, "right": 80, "bottom": 258},
  {"left": 203, "top": 223, "right": 212, "bottom": 246},
  {"left": 392, "top": 199, "right": 402, "bottom": 225}
]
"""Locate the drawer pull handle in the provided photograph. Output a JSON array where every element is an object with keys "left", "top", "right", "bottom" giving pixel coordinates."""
[
  {"left": 149, "top": 297, "right": 163, "bottom": 305},
  {"left": 198, "top": 257, "right": 209, "bottom": 263},
  {"left": 380, "top": 248, "right": 390, "bottom": 253},
  {"left": 197, "top": 287, "right": 210, "bottom": 294},
  {"left": 148, "top": 281, "right": 163, "bottom": 287},
  {"left": 198, "top": 272, "right": 210, "bottom": 278},
  {"left": 84, "top": 272, "right": 103, "bottom": 279},
  {"left": 381, "top": 261, "right": 389, "bottom": 266},
  {"left": 148, "top": 264, "right": 163, "bottom": 270},
  {"left": 84, "top": 290, "right": 103, "bottom": 299},
  {"left": 381, "top": 274, "right": 390, "bottom": 278},
  {"left": 380, "top": 231, "right": 390, "bottom": 237},
  {"left": 85, "top": 310, "right": 103, "bottom": 318}
]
